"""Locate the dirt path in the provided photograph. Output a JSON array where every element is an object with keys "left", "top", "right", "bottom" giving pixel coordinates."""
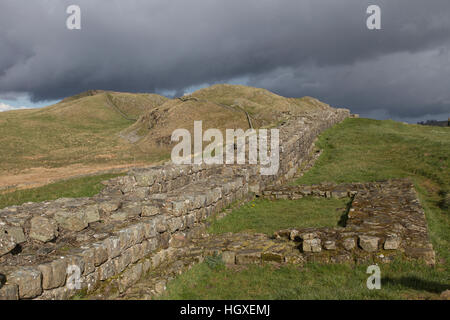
[{"left": 0, "top": 162, "right": 160, "bottom": 193}]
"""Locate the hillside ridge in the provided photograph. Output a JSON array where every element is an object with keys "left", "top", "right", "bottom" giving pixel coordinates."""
[{"left": 0, "top": 84, "right": 348, "bottom": 190}]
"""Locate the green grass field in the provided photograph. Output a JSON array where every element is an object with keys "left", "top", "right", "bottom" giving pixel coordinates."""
[
  {"left": 162, "top": 118, "right": 450, "bottom": 300},
  {"left": 207, "top": 197, "right": 349, "bottom": 235},
  {"left": 161, "top": 259, "right": 447, "bottom": 300}
]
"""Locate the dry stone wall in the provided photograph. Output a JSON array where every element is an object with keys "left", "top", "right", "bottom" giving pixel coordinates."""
[
  {"left": 0, "top": 107, "right": 350, "bottom": 300},
  {"left": 115, "top": 179, "right": 436, "bottom": 300},
  {"left": 264, "top": 179, "right": 435, "bottom": 265}
]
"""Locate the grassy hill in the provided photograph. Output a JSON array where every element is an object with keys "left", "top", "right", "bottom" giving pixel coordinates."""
[
  {"left": 0, "top": 85, "right": 338, "bottom": 190},
  {"left": 0, "top": 90, "right": 169, "bottom": 175},
  {"left": 129, "top": 84, "right": 338, "bottom": 152}
]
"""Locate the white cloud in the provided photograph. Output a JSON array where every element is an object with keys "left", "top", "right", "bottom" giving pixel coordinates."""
[{"left": 0, "top": 102, "right": 30, "bottom": 112}]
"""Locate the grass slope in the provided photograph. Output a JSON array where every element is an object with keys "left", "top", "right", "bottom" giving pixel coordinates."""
[
  {"left": 0, "top": 91, "right": 168, "bottom": 174},
  {"left": 0, "top": 85, "right": 335, "bottom": 181}
]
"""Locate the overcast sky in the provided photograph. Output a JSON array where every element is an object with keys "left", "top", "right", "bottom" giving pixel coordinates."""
[{"left": 1, "top": 0, "right": 449, "bottom": 122}]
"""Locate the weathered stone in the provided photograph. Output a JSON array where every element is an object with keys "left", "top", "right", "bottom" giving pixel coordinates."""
[
  {"left": 135, "top": 172, "right": 156, "bottom": 187},
  {"left": 92, "top": 243, "right": 108, "bottom": 266},
  {"left": 110, "top": 212, "right": 129, "bottom": 221},
  {"left": 129, "top": 223, "right": 146, "bottom": 245},
  {"left": 0, "top": 283, "right": 19, "bottom": 300},
  {"left": 117, "top": 228, "right": 135, "bottom": 251},
  {"left": 121, "top": 203, "right": 142, "bottom": 217},
  {"left": 261, "top": 251, "right": 284, "bottom": 263},
  {"left": 55, "top": 210, "right": 88, "bottom": 232},
  {"left": 113, "top": 249, "right": 134, "bottom": 274},
  {"left": 170, "top": 233, "right": 187, "bottom": 248},
  {"left": 331, "top": 190, "right": 348, "bottom": 199},
  {"left": 34, "top": 286, "right": 74, "bottom": 300},
  {"left": 184, "top": 213, "right": 196, "bottom": 228},
  {"left": 118, "top": 263, "right": 143, "bottom": 293},
  {"left": 221, "top": 251, "right": 236, "bottom": 264},
  {"left": 142, "top": 259, "right": 152, "bottom": 274},
  {"left": 142, "top": 205, "right": 160, "bottom": 217},
  {"left": 38, "top": 259, "right": 68, "bottom": 290},
  {"left": 130, "top": 243, "right": 144, "bottom": 263},
  {"left": 323, "top": 240, "right": 336, "bottom": 250},
  {"left": 342, "top": 238, "right": 356, "bottom": 250},
  {"left": 358, "top": 235, "right": 380, "bottom": 252},
  {"left": 284, "top": 253, "right": 305, "bottom": 265},
  {"left": 120, "top": 176, "right": 136, "bottom": 193},
  {"left": 235, "top": 250, "right": 261, "bottom": 264},
  {"left": 0, "top": 226, "right": 26, "bottom": 244},
  {"left": 98, "top": 260, "right": 116, "bottom": 281},
  {"left": 0, "top": 231, "right": 16, "bottom": 257},
  {"left": 155, "top": 217, "right": 168, "bottom": 233},
  {"left": 303, "top": 238, "right": 322, "bottom": 253},
  {"left": 82, "top": 271, "right": 100, "bottom": 293},
  {"left": 274, "top": 229, "right": 291, "bottom": 240},
  {"left": 2, "top": 211, "right": 30, "bottom": 228},
  {"left": 150, "top": 250, "right": 164, "bottom": 268},
  {"left": 170, "top": 200, "right": 189, "bottom": 217},
  {"left": 289, "top": 229, "right": 300, "bottom": 241},
  {"left": 157, "top": 232, "right": 170, "bottom": 249},
  {"left": 7, "top": 267, "right": 42, "bottom": 299},
  {"left": 134, "top": 187, "right": 150, "bottom": 199},
  {"left": 168, "top": 217, "right": 184, "bottom": 233},
  {"left": 83, "top": 205, "right": 100, "bottom": 224},
  {"left": 99, "top": 201, "right": 120, "bottom": 214},
  {"left": 142, "top": 218, "right": 157, "bottom": 238},
  {"left": 29, "top": 216, "right": 58, "bottom": 243},
  {"left": 384, "top": 236, "right": 401, "bottom": 250},
  {"left": 80, "top": 247, "right": 96, "bottom": 274},
  {"left": 144, "top": 238, "right": 158, "bottom": 254},
  {"left": 103, "top": 236, "right": 121, "bottom": 259}
]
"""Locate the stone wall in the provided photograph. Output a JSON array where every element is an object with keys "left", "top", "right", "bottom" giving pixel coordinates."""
[
  {"left": 0, "top": 107, "right": 350, "bottom": 300},
  {"left": 108, "top": 179, "right": 436, "bottom": 300},
  {"left": 264, "top": 180, "right": 435, "bottom": 265}
]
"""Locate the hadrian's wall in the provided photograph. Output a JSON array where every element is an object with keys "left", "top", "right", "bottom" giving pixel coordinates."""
[{"left": 0, "top": 108, "right": 351, "bottom": 300}]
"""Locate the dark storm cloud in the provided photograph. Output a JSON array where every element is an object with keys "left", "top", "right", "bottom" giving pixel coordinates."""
[{"left": 0, "top": 0, "right": 449, "bottom": 121}]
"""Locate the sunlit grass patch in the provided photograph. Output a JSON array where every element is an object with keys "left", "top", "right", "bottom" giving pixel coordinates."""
[{"left": 208, "top": 197, "right": 349, "bottom": 235}]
